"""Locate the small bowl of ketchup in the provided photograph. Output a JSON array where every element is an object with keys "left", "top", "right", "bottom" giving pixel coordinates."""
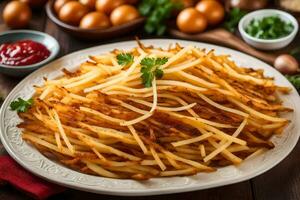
[{"left": 0, "top": 30, "right": 60, "bottom": 77}]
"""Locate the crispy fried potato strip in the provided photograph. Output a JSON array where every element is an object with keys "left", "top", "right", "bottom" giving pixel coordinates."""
[{"left": 19, "top": 42, "right": 291, "bottom": 179}]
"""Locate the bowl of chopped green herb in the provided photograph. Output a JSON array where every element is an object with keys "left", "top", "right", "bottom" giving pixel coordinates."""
[{"left": 238, "top": 9, "right": 298, "bottom": 50}]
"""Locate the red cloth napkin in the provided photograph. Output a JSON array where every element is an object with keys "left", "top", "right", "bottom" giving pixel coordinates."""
[{"left": 0, "top": 156, "right": 65, "bottom": 199}]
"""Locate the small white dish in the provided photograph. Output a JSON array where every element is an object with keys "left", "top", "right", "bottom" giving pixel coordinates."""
[
  {"left": 239, "top": 9, "right": 298, "bottom": 50},
  {"left": 0, "top": 30, "right": 60, "bottom": 77}
]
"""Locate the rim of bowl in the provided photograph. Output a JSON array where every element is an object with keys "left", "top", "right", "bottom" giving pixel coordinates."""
[
  {"left": 0, "top": 30, "right": 60, "bottom": 69},
  {"left": 238, "top": 9, "right": 299, "bottom": 43},
  {"left": 45, "top": 0, "right": 145, "bottom": 33}
]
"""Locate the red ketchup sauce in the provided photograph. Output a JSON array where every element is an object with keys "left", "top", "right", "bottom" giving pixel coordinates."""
[{"left": 0, "top": 40, "right": 50, "bottom": 66}]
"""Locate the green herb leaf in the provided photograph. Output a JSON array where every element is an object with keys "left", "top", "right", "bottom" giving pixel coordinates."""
[
  {"left": 245, "top": 16, "right": 294, "bottom": 40},
  {"left": 286, "top": 75, "right": 300, "bottom": 91},
  {"left": 138, "top": 0, "right": 154, "bottom": 16},
  {"left": 155, "top": 68, "right": 164, "bottom": 79},
  {"left": 223, "top": 8, "right": 247, "bottom": 33},
  {"left": 117, "top": 53, "right": 134, "bottom": 65},
  {"left": 10, "top": 98, "right": 33, "bottom": 113},
  {"left": 138, "top": 0, "right": 182, "bottom": 35},
  {"left": 290, "top": 47, "right": 300, "bottom": 61},
  {"left": 140, "top": 57, "right": 168, "bottom": 87}
]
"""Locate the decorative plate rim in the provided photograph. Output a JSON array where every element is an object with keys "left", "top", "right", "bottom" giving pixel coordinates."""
[{"left": 1, "top": 39, "right": 299, "bottom": 196}]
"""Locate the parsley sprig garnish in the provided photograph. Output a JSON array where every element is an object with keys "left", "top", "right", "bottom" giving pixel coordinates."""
[
  {"left": 140, "top": 57, "right": 168, "bottom": 87},
  {"left": 10, "top": 98, "right": 33, "bottom": 113},
  {"left": 117, "top": 53, "right": 134, "bottom": 66}
]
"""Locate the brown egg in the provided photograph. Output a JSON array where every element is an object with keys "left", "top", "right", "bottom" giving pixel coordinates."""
[
  {"left": 79, "top": 0, "right": 96, "bottom": 10},
  {"left": 54, "top": 0, "right": 74, "bottom": 14},
  {"left": 59, "top": 1, "right": 89, "bottom": 25},
  {"left": 3, "top": 1, "right": 32, "bottom": 29},
  {"left": 110, "top": 5, "right": 140, "bottom": 26},
  {"left": 95, "top": 0, "right": 125, "bottom": 15},
  {"left": 19, "top": 0, "right": 47, "bottom": 8},
  {"left": 195, "top": 0, "right": 224, "bottom": 26},
  {"left": 79, "top": 12, "right": 111, "bottom": 29},
  {"left": 176, "top": 8, "right": 207, "bottom": 33}
]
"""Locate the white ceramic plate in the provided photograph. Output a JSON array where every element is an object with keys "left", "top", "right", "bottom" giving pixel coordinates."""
[{"left": 1, "top": 39, "right": 299, "bottom": 196}]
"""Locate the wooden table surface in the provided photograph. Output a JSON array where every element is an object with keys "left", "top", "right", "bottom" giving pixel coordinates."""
[{"left": 0, "top": 1, "right": 300, "bottom": 200}]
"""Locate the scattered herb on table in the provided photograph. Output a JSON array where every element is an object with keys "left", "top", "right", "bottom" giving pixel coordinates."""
[
  {"left": 140, "top": 57, "right": 168, "bottom": 87},
  {"left": 245, "top": 16, "right": 294, "bottom": 40},
  {"left": 286, "top": 75, "right": 300, "bottom": 90},
  {"left": 117, "top": 53, "right": 134, "bottom": 65},
  {"left": 138, "top": 0, "right": 182, "bottom": 35},
  {"left": 290, "top": 47, "right": 300, "bottom": 61},
  {"left": 10, "top": 98, "right": 33, "bottom": 113},
  {"left": 223, "top": 8, "right": 247, "bottom": 33}
]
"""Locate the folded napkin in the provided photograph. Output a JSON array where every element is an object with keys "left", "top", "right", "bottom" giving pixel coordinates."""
[{"left": 0, "top": 156, "right": 65, "bottom": 199}]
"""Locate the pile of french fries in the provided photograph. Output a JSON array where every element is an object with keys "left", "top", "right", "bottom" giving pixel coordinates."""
[{"left": 19, "top": 42, "right": 292, "bottom": 179}]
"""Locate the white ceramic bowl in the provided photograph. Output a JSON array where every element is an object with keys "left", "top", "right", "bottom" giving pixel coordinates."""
[
  {"left": 0, "top": 30, "right": 60, "bottom": 77},
  {"left": 239, "top": 9, "right": 299, "bottom": 50}
]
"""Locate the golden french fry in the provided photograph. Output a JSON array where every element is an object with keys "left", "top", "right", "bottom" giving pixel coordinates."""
[{"left": 18, "top": 42, "right": 291, "bottom": 179}]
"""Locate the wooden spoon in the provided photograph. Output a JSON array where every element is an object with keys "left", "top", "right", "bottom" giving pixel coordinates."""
[{"left": 169, "top": 28, "right": 277, "bottom": 64}]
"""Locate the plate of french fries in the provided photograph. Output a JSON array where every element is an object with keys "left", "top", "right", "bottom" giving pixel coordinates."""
[{"left": 1, "top": 39, "right": 300, "bottom": 195}]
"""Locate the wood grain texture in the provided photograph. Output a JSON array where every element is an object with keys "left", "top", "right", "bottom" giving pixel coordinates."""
[
  {"left": 44, "top": 18, "right": 70, "bottom": 56},
  {"left": 50, "top": 181, "right": 254, "bottom": 200},
  {"left": 251, "top": 142, "right": 300, "bottom": 200},
  {"left": 0, "top": 181, "right": 253, "bottom": 200}
]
